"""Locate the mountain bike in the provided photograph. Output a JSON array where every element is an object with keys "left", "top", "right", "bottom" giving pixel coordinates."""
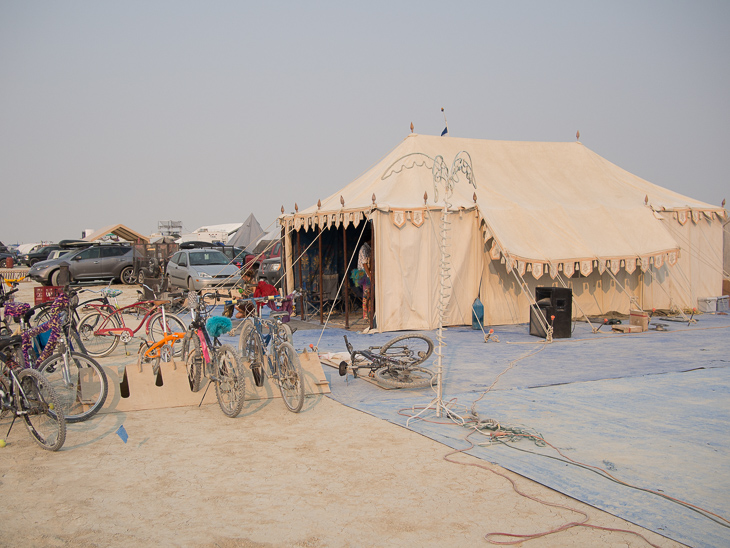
[
  {"left": 238, "top": 294, "right": 304, "bottom": 413},
  {"left": 2, "top": 290, "right": 108, "bottom": 423},
  {"left": 76, "top": 294, "right": 186, "bottom": 358},
  {"left": 338, "top": 334, "right": 435, "bottom": 388},
  {"left": 0, "top": 339, "right": 66, "bottom": 451},
  {"left": 181, "top": 292, "right": 245, "bottom": 418}
]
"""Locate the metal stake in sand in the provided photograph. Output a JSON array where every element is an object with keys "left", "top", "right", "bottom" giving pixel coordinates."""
[{"left": 408, "top": 151, "right": 475, "bottom": 423}]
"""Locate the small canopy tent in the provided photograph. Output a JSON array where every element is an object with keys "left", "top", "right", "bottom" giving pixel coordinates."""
[
  {"left": 83, "top": 224, "right": 149, "bottom": 244},
  {"left": 282, "top": 134, "right": 726, "bottom": 332}
]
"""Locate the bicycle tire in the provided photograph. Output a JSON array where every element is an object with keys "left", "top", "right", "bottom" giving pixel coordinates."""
[
  {"left": 37, "top": 351, "right": 109, "bottom": 423},
  {"left": 18, "top": 368, "right": 66, "bottom": 451},
  {"left": 277, "top": 322, "right": 294, "bottom": 345},
  {"left": 379, "top": 334, "right": 434, "bottom": 366},
  {"left": 76, "top": 311, "right": 121, "bottom": 358},
  {"left": 184, "top": 333, "right": 203, "bottom": 392},
  {"left": 148, "top": 312, "right": 186, "bottom": 357},
  {"left": 214, "top": 344, "right": 245, "bottom": 418},
  {"left": 239, "top": 319, "right": 265, "bottom": 386},
  {"left": 374, "top": 365, "right": 435, "bottom": 389},
  {"left": 0, "top": 374, "right": 10, "bottom": 419},
  {"left": 276, "top": 342, "right": 304, "bottom": 413}
]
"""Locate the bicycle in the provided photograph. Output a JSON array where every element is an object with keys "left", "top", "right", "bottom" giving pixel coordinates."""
[
  {"left": 338, "top": 334, "right": 435, "bottom": 388},
  {"left": 76, "top": 293, "right": 186, "bottom": 358},
  {"left": 136, "top": 306, "right": 187, "bottom": 376},
  {"left": 181, "top": 292, "right": 245, "bottom": 418},
  {"left": 238, "top": 294, "right": 304, "bottom": 413},
  {"left": 0, "top": 338, "right": 66, "bottom": 451},
  {"left": 3, "top": 290, "right": 109, "bottom": 423}
]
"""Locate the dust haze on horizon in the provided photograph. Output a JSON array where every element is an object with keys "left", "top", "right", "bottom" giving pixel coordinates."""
[{"left": 1, "top": 1, "right": 728, "bottom": 245}]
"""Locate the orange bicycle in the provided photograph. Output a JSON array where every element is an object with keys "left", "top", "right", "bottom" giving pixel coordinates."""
[{"left": 136, "top": 307, "right": 187, "bottom": 376}]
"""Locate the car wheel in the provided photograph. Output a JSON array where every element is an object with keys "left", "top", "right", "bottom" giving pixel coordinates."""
[
  {"left": 187, "top": 277, "right": 196, "bottom": 292},
  {"left": 137, "top": 270, "right": 145, "bottom": 285},
  {"left": 29, "top": 259, "right": 39, "bottom": 266},
  {"left": 50, "top": 270, "right": 61, "bottom": 287},
  {"left": 120, "top": 266, "right": 136, "bottom": 285}
]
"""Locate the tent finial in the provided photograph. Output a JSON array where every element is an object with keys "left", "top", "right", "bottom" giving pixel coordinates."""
[
  {"left": 372, "top": 193, "right": 376, "bottom": 204},
  {"left": 722, "top": 198, "right": 726, "bottom": 208},
  {"left": 295, "top": 203, "right": 298, "bottom": 212},
  {"left": 424, "top": 191, "right": 428, "bottom": 204},
  {"left": 281, "top": 205, "right": 285, "bottom": 214},
  {"left": 340, "top": 195, "right": 345, "bottom": 207},
  {"left": 410, "top": 122, "right": 414, "bottom": 133},
  {"left": 317, "top": 199, "right": 321, "bottom": 209},
  {"left": 644, "top": 195, "right": 649, "bottom": 206},
  {"left": 473, "top": 192, "right": 477, "bottom": 203},
  {"left": 576, "top": 130, "right": 580, "bottom": 142}
]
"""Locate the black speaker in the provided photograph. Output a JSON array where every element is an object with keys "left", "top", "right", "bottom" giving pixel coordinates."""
[{"left": 529, "top": 287, "right": 572, "bottom": 339}]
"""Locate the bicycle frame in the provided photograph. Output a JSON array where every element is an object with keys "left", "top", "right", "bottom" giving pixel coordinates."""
[{"left": 88, "top": 299, "right": 167, "bottom": 340}]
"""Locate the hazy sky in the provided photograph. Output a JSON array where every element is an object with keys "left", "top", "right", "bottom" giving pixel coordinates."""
[{"left": 1, "top": 1, "right": 728, "bottom": 245}]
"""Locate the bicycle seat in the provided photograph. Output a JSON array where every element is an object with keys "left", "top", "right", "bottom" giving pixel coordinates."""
[
  {"left": 0, "top": 334, "right": 21, "bottom": 350},
  {"left": 152, "top": 300, "right": 171, "bottom": 306},
  {"left": 101, "top": 288, "right": 123, "bottom": 298},
  {"left": 269, "top": 311, "right": 288, "bottom": 319}
]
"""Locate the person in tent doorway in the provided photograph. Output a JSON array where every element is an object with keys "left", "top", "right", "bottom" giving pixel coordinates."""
[{"left": 357, "top": 236, "right": 372, "bottom": 321}]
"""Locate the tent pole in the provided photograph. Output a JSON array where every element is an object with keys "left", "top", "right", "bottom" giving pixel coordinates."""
[
  {"left": 369, "top": 221, "right": 374, "bottom": 330},
  {"left": 296, "top": 230, "right": 304, "bottom": 320},
  {"left": 318, "top": 226, "right": 324, "bottom": 324},
  {"left": 343, "top": 224, "right": 350, "bottom": 329}
]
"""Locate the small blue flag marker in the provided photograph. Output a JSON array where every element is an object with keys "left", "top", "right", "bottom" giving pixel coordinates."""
[{"left": 116, "top": 424, "right": 129, "bottom": 443}]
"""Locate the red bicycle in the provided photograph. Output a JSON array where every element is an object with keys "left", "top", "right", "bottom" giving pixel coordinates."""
[{"left": 77, "top": 298, "right": 186, "bottom": 358}]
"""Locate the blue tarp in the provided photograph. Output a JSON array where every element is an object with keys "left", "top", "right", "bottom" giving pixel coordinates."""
[{"left": 281, "top": 314, "right": 730, "bottom": 548}]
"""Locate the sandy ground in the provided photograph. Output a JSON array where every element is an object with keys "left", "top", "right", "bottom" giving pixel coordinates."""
[{"left": 0, "top": 279, "right": 684, "bottom": 547}]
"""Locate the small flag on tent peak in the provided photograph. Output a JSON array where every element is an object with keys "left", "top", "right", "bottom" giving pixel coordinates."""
[
  {"left": 116, "top": 424, "right": 129, "bottom": 443},
  {"left": 441, "top": 126, "right": 448, "bottom": 136}
]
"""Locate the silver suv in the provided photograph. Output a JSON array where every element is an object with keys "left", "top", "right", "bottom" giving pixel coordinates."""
[{"left": 29, "top": 244, "right": 136, "bottom": 286}]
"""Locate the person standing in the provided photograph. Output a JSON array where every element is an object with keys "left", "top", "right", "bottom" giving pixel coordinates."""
[{"left": 357, "top": 237, "right": 372, "bottom": 320}]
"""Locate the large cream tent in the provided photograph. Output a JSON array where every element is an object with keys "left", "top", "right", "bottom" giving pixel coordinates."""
[{"left": 282, "top": 133, "right": 726, "bottom": 332}]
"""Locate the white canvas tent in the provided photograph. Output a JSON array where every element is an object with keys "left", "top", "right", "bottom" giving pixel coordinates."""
[
  {"left": 282, "top": 134, "right": 726, "bottom": 332},
  {"left": 227, "top": 213, "right": 265, "bottom": 249}
]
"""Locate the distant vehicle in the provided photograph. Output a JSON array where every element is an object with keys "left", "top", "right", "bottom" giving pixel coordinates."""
[
  {"left": 166, "top": 248, "right": 243, "bottom": 292},
  {"left": 0, "top": 241, "right": 18, "bottom": 267},
  {"left": 245, "top": 240, "right": 281, "bottom": 275},
  {"left": 258, "top": 255, "right": 283, "bottom": 288},
  {"left": 179, "top": 242, "right": 245, "bottom": 266},
  {"left": 20, "top": 244, "right": 61, "bottom": 266},
  {"left": 28, "top": 244, "right": 136, "bottom": 286}
]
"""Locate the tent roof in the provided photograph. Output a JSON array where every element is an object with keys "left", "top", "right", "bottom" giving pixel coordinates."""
[
  {"left": 227, "top": 213, "right": 265, "bottom": 248},
  {"left": 83, "top": 224, "right": 149, "bottom": 244},
  {"left": 283, "top": 133, "right": 726, "bottom": 264}
]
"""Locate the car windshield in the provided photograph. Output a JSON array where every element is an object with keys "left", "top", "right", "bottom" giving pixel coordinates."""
[{"left": 189, "top": 251, "right": 229, "bottom": 266}]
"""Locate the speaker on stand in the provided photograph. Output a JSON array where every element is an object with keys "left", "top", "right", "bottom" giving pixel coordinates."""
[{"left": 529, "top": 287, "right": 572, "bottom": 339}]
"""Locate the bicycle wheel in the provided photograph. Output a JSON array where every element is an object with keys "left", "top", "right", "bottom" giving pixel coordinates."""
[
  {"left": 374, "top": 365, "right": 435, "bottom": 389},
  {"left": 277, "top": 322, "right": 294, "bottom": 345},
  {"left": 239, "top": 319, "right": 265, "bottom": 386},
  {"left": 0, "top": 374, "right": 10, "bottom": 419},
  {"left": 38, "top": 351, "right": 109, "bottom": 423},
  {"left": 184, "top": 333, "right": 203, "bottom": 392},
  {"left": 379, "top": 334, "right": 434, "bottom": 366},
  {"left": 276, "top": 342, "right": 304, "bottom": 413},
  {"left": 214, "top": 344, "right": 245, "bottom": 418},
  {"left": 148, "top": 312, "right": 186, "bottom": 357},
  {"left": 18, "top": 368, "right": 66, "bottom": 451},
  {"left": 76, "top": 311, "right": 120, "bottom": 358}
]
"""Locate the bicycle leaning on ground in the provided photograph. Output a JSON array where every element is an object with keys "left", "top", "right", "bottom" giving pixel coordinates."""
[
  {"left": 238, "top": 294, "right": 305, "bottom": 413},
  {"left": 137, "top": 304, "right": 187, "bottom": 376},
  {"left": 0, "top": 337, "right": 66, "bottom": 451},
  {"left": 338, "top": 334, "right": 435, "bottom": 388},
  {"left": 181, "top": 291, "right": 245, "bottom": 418}
]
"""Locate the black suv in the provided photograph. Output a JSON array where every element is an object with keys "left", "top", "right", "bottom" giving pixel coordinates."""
[
  {"left": 29, "top": 244, "right": 136, "bottom": 286},
  {"left": 20, "top": 244, "right": 61, "bottom": 266}
]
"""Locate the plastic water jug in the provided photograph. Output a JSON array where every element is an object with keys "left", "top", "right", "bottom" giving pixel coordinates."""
[{"left": 472, "top": 297, "right": 484, "bottom": 330}]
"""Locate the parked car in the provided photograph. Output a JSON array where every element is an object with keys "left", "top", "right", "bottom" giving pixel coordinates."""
[
  {"left": 166, "top": 248, "right": 242, "bottom": 292},
  {"left": 0, "top": 241, "right": 18, "bottom": 267},
  {"left": 245, "top": 240, "right": 281, "bottom": 274},
  {"left": 20, "top": 244, "right": 61, "bottom": 266},
  {"left": 259, "top": 256, "right": 283, "bottom": 288},
  {"left": 179, "top": 242, "right": 245, "bottom": 266},
  {"left": 28, "top": 244, "right": 136, "bottom": 286},
  {"left": 46, "top": 249, "right": 73, "bottom": 261}
]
